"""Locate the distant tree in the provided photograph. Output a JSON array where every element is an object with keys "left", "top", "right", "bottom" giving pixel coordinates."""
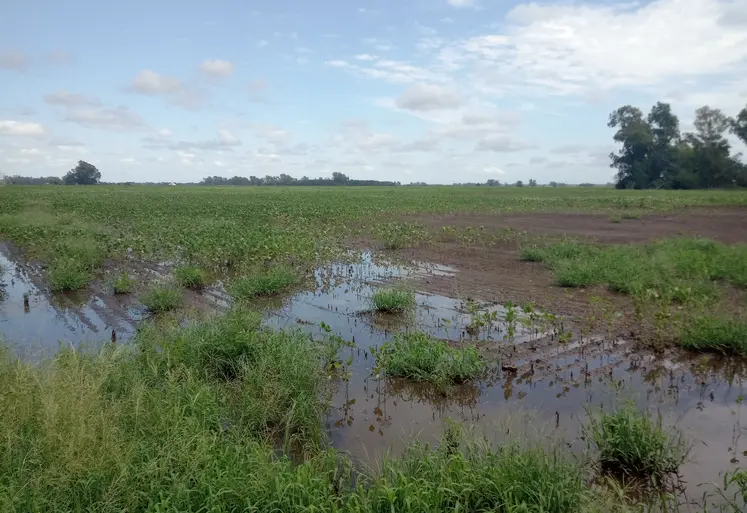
[
  {"left": 63, "top": 160, "right": 101, "bottom": 185},
  {"left": 549, "top": 181, "right": 558, "bottom": 187},
  {"left": 528, "top": 179, "right": 537, "bottom": 187},
  {"left": 486, "top": 179, "right": 500, "bottom": 186},
  {"left": 332, "top": 172, "right": 350, "bottom": 184},
  {"left": 515, "top": 180, "right": 524, "bottom": 187},
  {"left": 732, "top": 104, "right": 747, "bottom": 146}
]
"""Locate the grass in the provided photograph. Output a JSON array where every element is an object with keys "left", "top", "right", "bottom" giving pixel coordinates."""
[
  {"left": 585, "top": 403, "right": 686, "bottom": 484},
  {"left": 112, "top": 272, "right": 135, "bottom": 294},
  {"left": 371, "top": 287, "right": 416, "bottom": 313},
  {"left": 48, "top": 257, "right": 91, "bottom": 291},
  {"left": 231, "top": 266, "right": 299, "bottom": 299},
  {"left": 376, "top": 332, "right": 486, "bottom": 390},
  {"left": 680, "top": 316, "right": 747, "bottom": 354},
  {"left": 141, "top": 283, "right": 182, "bottom": 313},
  {"left": 174, "top": 264, "right": 208, "bottom": 289}
]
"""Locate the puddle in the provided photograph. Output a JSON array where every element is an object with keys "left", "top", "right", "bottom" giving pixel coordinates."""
[
  {"left": 1, "top": 245, "right": 745, "bottom": 505},
  {"left": 261, "top": 252, "right": 747, "bottom": 506}
]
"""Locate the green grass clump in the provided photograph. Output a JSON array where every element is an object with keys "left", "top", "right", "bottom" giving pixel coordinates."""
[
  {"left": 112, "top": 272, "right": 134, "bottom": 294},
  {"left": 586, "top": 403, "right": 686, "bottom": 483},
  {"left": 519, "top": 245, "right": 547, "bottom": 262},
  {"left": 174, "top": 264, "right": 207, "bottom": 289},
  {"left": 377, "top": 332, "right": 485, "bottom": 390},
  {"left": 48, "top": 258, "right": 91, "bottom": 292},
  {"left": 609, "top": 215, "right": 622, "bottom": 223},
  {"left": 371, "top": 288, "right": 416, "bottom": 313},
  {"left": 231, "top": 267, "right": 298, "bottom": 299},
  {"left": 141, "top": 284, "right": 182, "bottom": 313},
  {"left": 680, "top": 316, "right": 747, "bottom": 354}
]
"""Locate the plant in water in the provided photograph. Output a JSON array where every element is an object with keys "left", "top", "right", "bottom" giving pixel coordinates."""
[
  {"left": 585, "top": 402, "right": 686, "bottom": 484},
  {"left": 141, "top": 283, "right": 182, "bottom": 313},
  {"left": 231, "top": 266, "right": 298, "bottom": 299},
  {"left": 48, "top": 258, "right": 91, "bottom": 292},
  {"left": 112, "top": 272, "right": 135, "bottom": 294},
  {"left": 371, "top": 287, "right": 415, "bottom": 313},
  {"left": 375, "top": 332, "right": 486, "bottom": 390},
  {"left": 174, "top": 264, "right": 207, "bottom": 289}
]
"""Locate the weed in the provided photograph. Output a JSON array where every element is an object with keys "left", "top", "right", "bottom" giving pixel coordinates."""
[
  {"left": 141, "top": 283, "right": 182, "bottom": 313},
  {"left": 174, "top": 264, "right": 207, "bottom": 289},
  {"left": 519, "top": 245, "right": 547, "bottom": 262},
  {"left": 610, "top": 215, "right": 622, "bottom": 223},
  {"left": 554, "top": 258, "right": 600, "bottom": 288},
  {"left": 375, "top": 332, "right": 485, "bottom": 390},
  {"left": 371, "top": 287, "right": 415, "bottom": 313},
  {"left": 585, "top": 403, "right": 686, "bottom": 484},
  {"left": 231, "top": 266, "right": 298, "bottom": 299},
  {"left": 622, "top": 212, "right": 641, "bottom": 220},
  {"left": 680, "top": 316, "right": 747, "bottom": 354},
  {"left": 48, "top": 258, "right": 91, "bottom": 292},
  {"left": 112, "top": 272, "right": 135, "bottom": 294}
]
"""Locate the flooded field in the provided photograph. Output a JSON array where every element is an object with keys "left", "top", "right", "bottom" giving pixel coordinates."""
[{"left": 2, "top": 244, "right": 745, "bottom": 507}]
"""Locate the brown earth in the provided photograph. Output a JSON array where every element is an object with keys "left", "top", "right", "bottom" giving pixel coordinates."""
[{"left": 389, "top": 208, "right": 747, "bottom": 339}]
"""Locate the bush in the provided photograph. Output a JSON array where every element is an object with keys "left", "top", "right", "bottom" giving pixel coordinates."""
[
  {"left": 519, "top": 246, "right": 547, "bottom": 262},
  {"left": 141, "top": 284, "right": 182, "bottom": 313},
  {"left": 371, "top": 288, "right": 415, "bottom": 313},
  {"left": 174, "top": 265, "right": 207, "bottom": 289},
  {"left": 376, "top": 332, "right": 485, "bottom": 390},
  {"left": 231, "top": 267, "right": 298, "bottom": 299},
  {"left": 586, "top": 403, "right": 686, "bottom": 483}
]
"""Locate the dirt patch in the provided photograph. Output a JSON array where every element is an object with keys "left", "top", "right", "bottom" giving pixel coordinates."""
[
  {"left": 408, "top": 208, "right": 747, "bottom": 244},
  {"left": 390, "top": 208, "right": 747, "bottom": 337}
]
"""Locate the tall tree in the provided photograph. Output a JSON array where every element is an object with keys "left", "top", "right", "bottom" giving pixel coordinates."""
[
  {"left": 646, "top": 102, "right": 680, "bottom": 187},
  {"left": 608, "top": 106, "right": 653, "bottom": 189},
  {"left": 731, "top": 104, "right": 747, "bottom": 146},
  {"left": 686, "top": 106, "right": 736, "bottom": 188},
  {"left": 63, "top": 160, "right": 101, "bottom": 185}
]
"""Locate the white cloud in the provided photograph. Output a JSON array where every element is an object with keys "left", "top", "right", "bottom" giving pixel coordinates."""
[
  {"left": 476, "top": 135, "right": 532, "bottom": 152},
  {"left": 199, "top": 59, "right": 234, "bottom": 78},
  {"left": 129, "top": 70, "right": 182, "bottom": 94},
  {"left": 448, "top": 0, "right": 476, "bottom": 7},
  {"left": 0, "top": 120, "right": 46, "bottom": 137},
  {"left": 396, "top": 83, "right": 462, "bottom": 111},
  {"left": 44, "top": 91, "right": 101, "bottom": 107},
  {"left": 0, "top": 50, "right": 26, "bottom": 71},
  {"left": 65, "top": 106, "right": 146, "bottom": 132}
]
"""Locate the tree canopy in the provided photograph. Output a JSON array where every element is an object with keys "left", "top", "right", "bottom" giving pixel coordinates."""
[
  {"left": 63, "top": 161, "right": 101, "bottom": 185},
  {"left": 609, "top": 103, "right": 747, "bottom": 189}
]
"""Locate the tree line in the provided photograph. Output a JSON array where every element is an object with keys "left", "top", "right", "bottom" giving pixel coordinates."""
[
  {"left": 609, "top": 103, "right": 747, "bottom": 189},
  {"left": 199, "top": 172, "right": 398, "bottom": 186}
]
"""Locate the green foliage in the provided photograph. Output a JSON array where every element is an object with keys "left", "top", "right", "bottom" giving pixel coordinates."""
[
  {"left": 63, "top": 160, "right": 101, "bottom": 185},
  {"left": 680, "top": 316, "right": 747, "bottom": 354},
  {"left": 48, "top": 258, "right": 91, "bottom": 292},
  {"left": 371, "top": 287, "right": 415, "bottom": 313},
  {"left": 609, "top": 102, "right": 747, "bottom": 189},
  {"left": 586, "top": 403, "right": 686, "bottom": 483},
  {"left": 231, "top": 267, "right": 298, "bottom": 299},
  {"left": 377, "top": 221, "right": 430, "bottom": 250},
  {"left": 376, "top": 332, "right": 485, "bottom": 390},
  {"left": 174, "top": 264, "right": 207, "bottom": 289},
  {"left": 141, "top": 284, "right": 182, "bottom": 313},
  {"left": 112, "top": 272, "right": 134, "bottom": 294}
]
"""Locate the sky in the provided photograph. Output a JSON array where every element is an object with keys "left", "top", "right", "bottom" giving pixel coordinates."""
[{"left": 1, "top": 0, "right": 746, "bottom": 184}]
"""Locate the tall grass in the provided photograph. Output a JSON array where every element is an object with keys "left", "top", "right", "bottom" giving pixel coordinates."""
[
  {"left": 371, "top": 288, "right": 416, "bottom": 313},
  {"left": 141, "top": 283, "right": 182, "bottom": 313},
  {"left": 680, "top": 316, "right": 747, "bottom": 354},
  {"left": 174, "top": 264, "right": 207, "bottom": 289},
  {"left": 231, "top": 266, "right": 299, "bottom": 299},
  {"left": 112, "top": 272, "right": 135, "bottom": 294},
  {"left": 585, "top": 403, "right": 686, "bottom": 484},
  {"left": 376, "top": 332, "right": 485, "bottom": 390}
]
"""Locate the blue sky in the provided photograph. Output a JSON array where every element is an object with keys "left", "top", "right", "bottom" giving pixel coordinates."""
[{"left": 1, "top": 0, "right": 746, "bottom": 184}]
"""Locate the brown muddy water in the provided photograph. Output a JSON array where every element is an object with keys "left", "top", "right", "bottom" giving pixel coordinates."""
[{"left": 1, "top": 248, "right": 745, "bottom": 507}]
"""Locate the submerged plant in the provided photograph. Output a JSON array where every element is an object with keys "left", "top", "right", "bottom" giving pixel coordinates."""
[{"left": 371, "top": 288, "right": 415, "bottom": 313}]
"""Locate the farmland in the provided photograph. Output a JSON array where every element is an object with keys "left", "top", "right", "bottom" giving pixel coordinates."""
[{"left": 1, "top": 185, "right": 747, "bottom": 511}]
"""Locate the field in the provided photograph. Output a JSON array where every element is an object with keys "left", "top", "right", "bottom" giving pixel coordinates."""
[{"left": 1, "top": 185, "right": 747, "bottom": 511}]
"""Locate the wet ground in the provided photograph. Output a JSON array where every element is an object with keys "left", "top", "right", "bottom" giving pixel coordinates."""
[{"left": 1, "top": 247, "right": 745, "bottom": 507}]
